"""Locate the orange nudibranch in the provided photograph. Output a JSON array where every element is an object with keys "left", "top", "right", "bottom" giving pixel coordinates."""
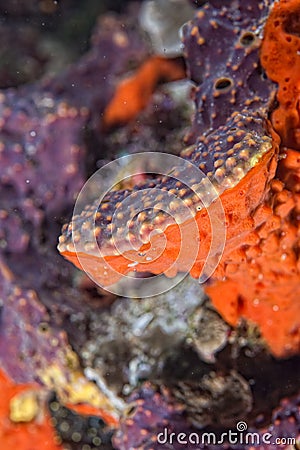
[
  {"left": 59, "top": 0, "right": 300, "bottom": 358},
  {"left": 59, "top": 106, "right": 300, "bottom": 357},
  {"left": 59, "top": 111, "right": 277, "bottom": 286},
  {"left": 58, "top": 110, "right": 299, "bottom": 359},
  {"left": 59, "top": 139, "right": 278, "bottom": 286}
]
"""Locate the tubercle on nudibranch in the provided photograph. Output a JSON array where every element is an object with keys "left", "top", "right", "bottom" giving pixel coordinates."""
[
  {"left": 58, "top": 110, "right": 278, "bottom": 286},
  {"left": 59, "top": 0, "right": 278, "bottom": 277},
  {"left": 58, "top": 0, "right": 300, "bottom": 357}
]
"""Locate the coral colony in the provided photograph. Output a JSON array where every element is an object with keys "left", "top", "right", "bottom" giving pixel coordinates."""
[{"left": 0, "top": 0, "right": 299, "bottom": 449}]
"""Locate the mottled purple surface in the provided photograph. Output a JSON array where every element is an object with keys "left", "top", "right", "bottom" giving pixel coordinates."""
[
  {"left": 0, "top": 89, "right": 87, "bottom": 235},
  {"left": 250, "top": 394, "right": 300, "bottom": 449},
  {"left": 0, "top": 258, "right": 70, "bottom": 383},
  {"left": 113, "top": 382, "right": 192, "bottom": 450},
  {"left": 113, "top": 383, "right": 300, "bottom": 450},
  {"left": 0, "top": 6, "right": 151, "bottom": 387},
  {"left": 0, "top": 11, "right": 149, "bottom": 256},
  {"left": 42, "top": 12, "right": 149, "bottom": 127},
  {"left": 113, "top": 382, "right": 244, "bottom": 450},
  {"left": 183, "top": 0, "right": 276, "bottom": 143}
]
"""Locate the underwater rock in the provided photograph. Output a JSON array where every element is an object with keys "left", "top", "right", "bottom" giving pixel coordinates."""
[
  {"left": 171, "top": 371, "right": 253, "bottom": 428},
  {"left": 0, "top": 259, "right": 71, "bottom": 384},
  {"left": 253, "top": 392, "right": 300, "bottom": 449},
  {"left": 188, "top": 306, "right": 230, "bottom": 363},
  {"left": 80, "top": 277, "right": 212, "bottom": 392}
]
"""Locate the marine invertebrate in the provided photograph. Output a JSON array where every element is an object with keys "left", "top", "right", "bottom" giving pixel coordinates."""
[
  {"left": 113, "top": 381, "right": 194, "bottom": 450},
  {"left": 183, "top": 0, "right": 276, "bottom": 142},
  {"left": 0, "top": 0, "right": 299, "bottom": 447},
  {"left": 0, "top": 367, "right": 116, "bottom": 450},
  {"left": 58, "top": 0, "right": 300, "bottom": 357},
  {"left": 113, "top": 382, "right": 300, "bottom": 449},
  {"left": 59, "top": 0, "right": 300, "bottom": 358},
  {"left": 201, "top": 0, "right": 300, "bottom": 357},
  {"left": 59, "top": 110, "right": 277, "bottom": 281},
  {"left": 251, "top": 393, "right": 300, "bottom": 450},
  {"left": 0, "top": 88, "right": 87, "bottom": 238},
  {"left": 0, "top": 258, "right": 73, "bottom": 384},
  {"left": 113, "top": 375, "right": 299, "bottom": 450},
  {"left": 261, "top": 0, "right": 300, "bottom": 150},
  {"left": 0, "top": 11, "right": 152, "bottom": 255},
  {"left": 102, "top": 56, "right": 186, "bottom": 129},
  {"left": 0, "top": 9, "right": 156, "bottom": 446},
  {"left": 0, "top": 259, "right": 119, "bottom": 427}
]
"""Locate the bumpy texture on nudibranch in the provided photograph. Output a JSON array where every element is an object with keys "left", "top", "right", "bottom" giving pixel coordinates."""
[
  {"left": 204, "top": 0, "right": 300, "bottom": 358},
  {"left": 59, "top": 0, "right": 300, "bottom": 358},
  {"left": 58, "top": 110, "right": 277, "bottom": 284}
]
